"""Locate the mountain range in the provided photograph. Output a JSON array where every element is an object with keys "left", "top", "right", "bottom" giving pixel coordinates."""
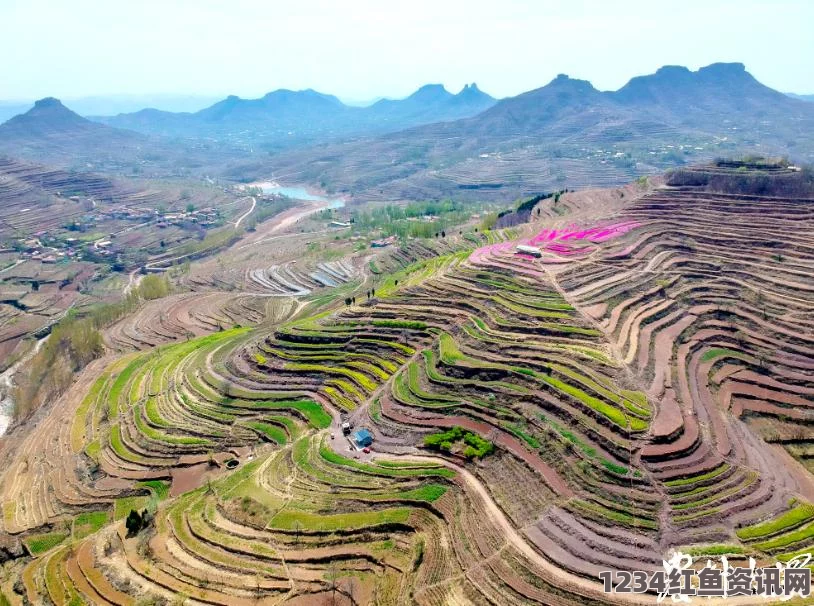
[
  {"left": 0, "top": 63, "right": 812, "bottom": 199},
  {"left": 92, "top": 83, "right": 496, "bottom": 149},
  {"left": 0, "top": 95, "right": 223, "bottom": 124},
  {"left": 254, "top": 63, "right": 814, "bottom": 200}
]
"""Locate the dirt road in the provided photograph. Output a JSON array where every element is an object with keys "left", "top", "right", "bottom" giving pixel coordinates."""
[
  {"left": 234, "top": 196, "right": 256, "bottom": 228},
  {"left": 237, "top": 199, "right": 329, "bottom": 250}
]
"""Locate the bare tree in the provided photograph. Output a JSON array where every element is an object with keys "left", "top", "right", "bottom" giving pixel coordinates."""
[{"left": 328, "top": 561, "right": 338, "bottom": 606}]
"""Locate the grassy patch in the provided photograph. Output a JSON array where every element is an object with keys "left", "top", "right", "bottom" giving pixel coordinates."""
[
  {"left": 246, "top": 421, "right": 288, "bottom": 445},
  {"left": 701, "top": 348, "right": 748, "bottom": 363},
  {"left": 136, "top": 480, "right": 171, "bottom": 501},
  {"left": 114, "top": 496, "right": 151, "bottom": 520},
  {"left": 270, "top": 506, "right": 411, "bottom": 532},
  {"left": 371, "top": 319, "right": 427, "bottom": 330},
  {"left": 601, "top": 459, "right": 629, "bottom": 475},
  {"left": 684, "top": 545, "right": 746, "bottom": 557},
  {"left": 238, "top": 399, "right": 331, "bottom": 429},
  {"left": 319, "top": 442, "right": 455, "bottom": 478},
  {"left": 73, "top": 511, "right": 110, "bottom": 540},
  {"left": 24, "top": 531, "right": 69, "bottom": 555},
  {"left": 285, "top": 362, "right": 379, "bottom": 392},
  {"left": 753, "top": 520, "right": 814, "bottom": 552},
  {"left": 567, "top": 499, "right": 658, "bottom": 530},
  {"left": 438, "top": 333, "right": 466, "bottom": 365}
]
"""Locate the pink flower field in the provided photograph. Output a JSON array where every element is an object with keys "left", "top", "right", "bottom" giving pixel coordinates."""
[{"left": 468, "top": 221, "right": 640, "bottom": 273}]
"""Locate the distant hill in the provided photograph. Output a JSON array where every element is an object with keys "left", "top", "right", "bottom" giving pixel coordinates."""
[
  {"left": 95, "top": 84, "right": 496, "bottom": 148},
  {"left": 0, "top": 98, "right": 145, "bottom": 157},
  {"left": 0, "top": 98, "right": 242, "bottom": 174},
  {"left": 256, "top": 63, "right": 814, "bottom": 201},
  {"left": 0, "top": 94, "right": 222, "bottom": 122},
  {"left": 363, "top": 83, "right": 495, "bottom": 126},
  {"left": 787, "top": 93, "right": 814, "bottom": 102}
]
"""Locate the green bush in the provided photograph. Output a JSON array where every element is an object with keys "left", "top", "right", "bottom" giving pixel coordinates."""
[
  {"left": 424, "top": 426, "right": 494, "bottom": 458},
  {"left": 138, "top": 274, "right": 171, "bottom": 300},
  {"left": 24, "top": 531, "right": 69, "bottom": 555}
]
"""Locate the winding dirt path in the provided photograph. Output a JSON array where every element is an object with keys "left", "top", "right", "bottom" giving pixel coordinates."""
[{"left": 234, "top": 196, "right": 256, "bottom": 228}]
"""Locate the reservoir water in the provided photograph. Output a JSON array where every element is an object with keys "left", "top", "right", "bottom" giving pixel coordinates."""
[{"left": 260, "top": 184, "right": 345, "bottom": 209}]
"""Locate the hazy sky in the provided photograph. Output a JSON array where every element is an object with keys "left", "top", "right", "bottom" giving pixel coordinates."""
[{"left": 1, "top": 0, "right": 812, "bottom": 102}]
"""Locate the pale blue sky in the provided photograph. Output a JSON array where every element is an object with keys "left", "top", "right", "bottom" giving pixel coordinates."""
[{"left": 1, "top": 0, "right": 812, "bottom": 101}]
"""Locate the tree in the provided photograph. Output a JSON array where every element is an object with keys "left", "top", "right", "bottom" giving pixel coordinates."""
[
  {"left": 293, "top": 520, "right": 302, "bottom": 546},
  {"left": 186, "top": 202, "right": 195, "bottom": 213},
  {"left": 344, "top": 297, "right": 352, "bottom": 306},
  {"left": 125, "top": 509, "right": 143, "bottom": 536},
  {"left": 328, "top": 561, "right": 338, "bottom": 605}
]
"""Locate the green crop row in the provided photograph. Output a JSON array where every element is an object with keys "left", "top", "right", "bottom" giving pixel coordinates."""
[
  {"left": 737, "top": 503, "right": 814, "bottom": 540},
  {"left": 664, "top": 463, "right": 730, "bottom": 488},
  {"left": 319, "top": 442, "right": 455, "bottom": 478}
]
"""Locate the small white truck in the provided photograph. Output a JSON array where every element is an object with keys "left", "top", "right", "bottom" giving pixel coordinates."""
[{"left": 516, "top": 244, "right": 543, "bottom": 257}]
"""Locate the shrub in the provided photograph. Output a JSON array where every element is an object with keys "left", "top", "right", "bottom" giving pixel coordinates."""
[
  {"left": 424, "top": 426, "right": 493, "bottom": 458},
  {"left": 125, "top": 509, "right": 144, "bottom": 536},
  {"left": 138, "top": 274, "right": 171, "bottom": 300}
]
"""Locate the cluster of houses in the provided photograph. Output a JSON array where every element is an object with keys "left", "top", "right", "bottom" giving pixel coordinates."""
[
  {"left": 155, "top": 207, "right": 220, "bottom": 229},
  {"left": 15, "top": 234, "right": 80, "bottom": 264},
  {"left": 8, "top": 204, "right": 228, "bottom": 267}
]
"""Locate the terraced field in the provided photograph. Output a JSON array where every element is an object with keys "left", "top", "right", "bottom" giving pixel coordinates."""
[
  {"left": 2, "top": 162, "right": 814, "bottom": 604},
  {"left": 553, "top": 167, "right": 814, "bottom": 560}
]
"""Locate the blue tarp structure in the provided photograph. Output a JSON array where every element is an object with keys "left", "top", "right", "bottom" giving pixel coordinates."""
[{"left": 353, "top": 428, "right": 374, "bottom": 447}]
